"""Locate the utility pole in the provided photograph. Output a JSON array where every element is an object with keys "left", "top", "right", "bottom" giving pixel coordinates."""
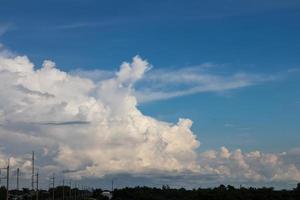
[
  {"left": 36, "top": 169, "right": 39, "bottom": 200},
  {"left": 32, "top": 151, "right": 35, "bottom": 191},
  {"left": 50, "top": 174, "right": 55, "bottom": 200},
  {"left": 74, "top": 183, "right": 77, "bottom": 200},
  {"left": 112, "top": 179, "right": 114, "bottom": 192},
  {"left": 77, "top": 184, "right": 80, "bottom": 200},
  {"left": 69, "top": 180, "right": 72, "bottom": 200},
  {"left": 6, "top": 159, "right": 9, "bottom": 200},
  {"left": 62, "top": 179, "right": 65, "bottom": 200},
  {"left": 17, "top": 168, "right": 19, "bottom": 190},
  {"left": 1, "top": 159, "right": 10, "bottom": 200}
]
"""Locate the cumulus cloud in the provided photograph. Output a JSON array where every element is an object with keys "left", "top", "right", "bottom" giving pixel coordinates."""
[
  {"left": 0, "top": 51, "right": 299, "bottom": 188},
  {"left": 198, "top": 147, "right": 300, "bottom": 183},
  {"left": 0, "top": 53, "right": 199, "bottom": 181}
]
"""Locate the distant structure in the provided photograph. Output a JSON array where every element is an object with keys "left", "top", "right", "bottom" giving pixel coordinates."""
[
  {"left": 0, "top": 159, "right": 10, "bottom": 200},
  {"left": 50, "top": 173, "right": 55, "bottom": 200},
  {"left": 16, "top": 168, "right": 20, "bottom": 190},
  {"left": 102, "top": 190, "right": 113, "bottom": 200},
  {"left": 30, "top": 151, "right": 40, "bottom": 200},
  {"left": 69, "top": 180, "right": 72, "bottom": 200},
  {"left": 32, "top": 151, "right": 35, "bottom": 190},
  {"left": 62, "top": 179, "right": 65, "bottom": 200},
  {"left": 36, "top": 169, "right": 39, "bottom": 200},
  {"left": 0, "top": 150, "right": 93, "bottom": 200}
]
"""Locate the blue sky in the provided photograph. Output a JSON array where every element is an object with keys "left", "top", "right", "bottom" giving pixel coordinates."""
[
  {"left": 1, "top": 0, "right": 300, "bottom": 152},
  {"left": 0, "top": 0, "right": 300, "bottom": 188}
]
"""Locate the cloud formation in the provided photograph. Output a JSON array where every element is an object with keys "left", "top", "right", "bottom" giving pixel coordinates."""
[
  {"left": 73, "top": 63, "right": 278, "bottom": 103},
  {"left": 0, "top": 24, "right": 11, "bottom": 37},
  {"left": 0, "top": 51, "right": 299, "bottom": 188},
  {"left": 134, "top": 66, "right": 278, "bottom": 102},
  {"left": 198, "top": 147, "right": 300, "bottom": 183},
  {"left": 0, "top": 53, "right": 199, "bottom": 180}
]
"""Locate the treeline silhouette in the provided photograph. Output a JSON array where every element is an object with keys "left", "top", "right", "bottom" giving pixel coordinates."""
[
  {"left": 112, "top": 184, "right": 300, "bottom": 200},
  {"left": 1, "top": 183, "right": 300, "bottom": 200}
]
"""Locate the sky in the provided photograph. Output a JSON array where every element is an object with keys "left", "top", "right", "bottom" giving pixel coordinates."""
[{"left": 0, "top": 0, "right": 300, "bottom": 189}]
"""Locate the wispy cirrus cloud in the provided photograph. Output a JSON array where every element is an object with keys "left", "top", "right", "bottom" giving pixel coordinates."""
[
  {"left": 0, "top": 23, "right": 11, "bottom": 36},
  {"left": 72, "top": 63, "right": 281, "bottom": 103},
  {"left": 71, "top": 68, "right": 114, "bottom": 81},
  {"left": 0, "top": 24, "right": 15, "bottom": 57},
  {"left": 135, "top": 65, "right": 279, "bottom": 102},
  {"left": 51, "top": 18, "right": 129, "bottom": 30}
]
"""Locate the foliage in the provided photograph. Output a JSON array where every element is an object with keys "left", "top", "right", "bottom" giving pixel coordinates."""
[{"left": 112, "top": 184, "right": 300, "bottom": 200}]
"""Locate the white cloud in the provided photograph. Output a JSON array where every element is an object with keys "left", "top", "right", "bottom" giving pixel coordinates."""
[
  {"left": 71, "top": 68, "right": 114, "bottom": 82},
  {"left": 134, "top": 67, "right": 278, "bottom": 102},
  {"left": 198, "top": 147, "right": 300, "bottom": 183},
  {"left": 0, "top": 53, "right": 199, "bottom": 181},
  {"left": 73, "top": 63, "right": 278, "bottom": 103},
  {"left": 0, "top": 24, "right": 11, "bottom": 37},
  {"left": 0, "top": 43, "right": 15, "bottom": 57},
  {"left": 0, "top": 51, "right": 299, "bottom": 188}
]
